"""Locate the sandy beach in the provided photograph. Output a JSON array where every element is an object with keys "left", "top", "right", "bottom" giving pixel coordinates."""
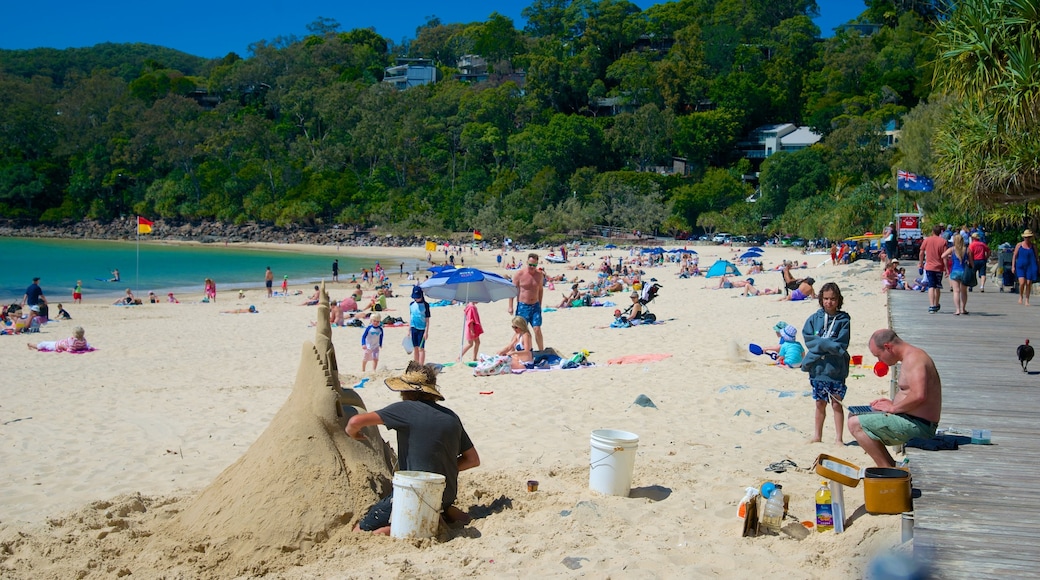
[{"left": 0, "top": 242, "right": 906, "bottom": 578}]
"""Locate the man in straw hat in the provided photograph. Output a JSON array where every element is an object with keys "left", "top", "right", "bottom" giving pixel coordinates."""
[{"left": 346, "top": 362, "right": 480, "bottom": 534}]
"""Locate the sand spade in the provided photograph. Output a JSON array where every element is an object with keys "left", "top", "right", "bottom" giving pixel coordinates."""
[{"left": 748, "top": 343, "right": 778, "bottom": 360}]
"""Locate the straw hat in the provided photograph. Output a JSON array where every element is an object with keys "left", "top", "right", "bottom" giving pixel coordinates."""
[
  {"left": 385, "top": 362, "right": 444, "bottom": 400},
  {"left": 1024, "top": 229, "right": 1035, "bottom": 238}
]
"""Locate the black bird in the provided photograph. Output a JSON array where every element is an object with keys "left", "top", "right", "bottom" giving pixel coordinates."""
[{"left": 1018, "top": 339, "right": 1034, "bottom": 372}]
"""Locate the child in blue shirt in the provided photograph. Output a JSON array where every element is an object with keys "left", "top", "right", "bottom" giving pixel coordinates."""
[
  {"left": 777, "top": 324, "right": 805, "bottom": 368},
  {"left": 361, "top": 316, "right": 384, "bottom": 371}
]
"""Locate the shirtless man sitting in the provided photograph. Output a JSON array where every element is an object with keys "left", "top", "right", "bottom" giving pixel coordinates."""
[{"left": 848, "top": 329, "right": 942, "bottom": 467}]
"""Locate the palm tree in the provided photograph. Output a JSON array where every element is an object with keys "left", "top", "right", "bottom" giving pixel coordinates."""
[{"left": 931, "top": 0, "right": 1040, "bottom": 205}]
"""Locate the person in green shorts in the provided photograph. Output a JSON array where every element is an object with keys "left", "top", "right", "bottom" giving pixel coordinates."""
[{"left": 849, "top": 329, "right": 943, "bottom": 467}]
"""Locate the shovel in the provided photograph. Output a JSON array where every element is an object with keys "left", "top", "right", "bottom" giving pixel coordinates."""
[{"left": 749, "top": 343, "right": 778, "bottom": 360}]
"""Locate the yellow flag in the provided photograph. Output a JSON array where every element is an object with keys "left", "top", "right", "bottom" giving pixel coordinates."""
[{"left": 425, "top": 240, "right": 437, "bottom": 252}]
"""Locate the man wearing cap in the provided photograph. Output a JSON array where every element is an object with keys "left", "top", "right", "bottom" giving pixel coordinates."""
[
  {"left": 967, "top": 232, "right": 990, "bottom": 292},
  {"left": 21, "top": 277, "right": 46, "bottom": 308},
  {"left": 409, "top": 286, "right": 431, "bottom": 365},
  {"left": 347, "top": 362, "right": 480, "bottom": 535},
  {"left": 508, "top": 253, "right": 546, "bottom": 351}
]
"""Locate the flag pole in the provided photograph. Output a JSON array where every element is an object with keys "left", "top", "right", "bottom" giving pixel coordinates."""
[{"left": 136, "top": 215, "right": 140, "bottom": 295}]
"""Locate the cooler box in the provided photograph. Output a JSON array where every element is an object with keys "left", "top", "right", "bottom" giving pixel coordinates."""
[{"left": 863, "top": 467, "right": 912, "bottom": 514}]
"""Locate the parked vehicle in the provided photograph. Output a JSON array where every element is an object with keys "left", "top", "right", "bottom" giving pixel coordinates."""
[{"left": 712, "top": 232, "right": 731, "bottom": 243}]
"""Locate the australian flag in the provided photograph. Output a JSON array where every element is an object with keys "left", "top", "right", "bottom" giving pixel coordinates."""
[{"left": 897, "top": 170, "right": 935, "bottom": 192}]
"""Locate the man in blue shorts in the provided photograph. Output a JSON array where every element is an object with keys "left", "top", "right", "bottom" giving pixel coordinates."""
[
  {"left": 508, "top": 253, "right": 545, "bottom": 351},
  {"left": 849, "top": 329, "right": 942, "bottom": 467}
]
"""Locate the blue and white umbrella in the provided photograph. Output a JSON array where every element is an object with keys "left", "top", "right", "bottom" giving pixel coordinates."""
[
  {"left": 419, "top": 267, "right": 518, "bottom": 303},
  {"left": 738, "top": 251, "right": 763, "bottom": 260},
  {"left": 744, "top": 247, "right": 764, "bottom": 254},
  {"left": 419, "top": 267, "right": 518, "bottom": 359}
]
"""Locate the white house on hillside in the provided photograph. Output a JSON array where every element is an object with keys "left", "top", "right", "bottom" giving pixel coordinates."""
[{"left": 738, "top": 123, "right": 822, "bottom": 159}]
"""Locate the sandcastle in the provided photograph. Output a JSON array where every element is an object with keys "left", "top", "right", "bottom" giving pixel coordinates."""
[{"left": 160, "top": 282, "right": 394, "bottom": 562}]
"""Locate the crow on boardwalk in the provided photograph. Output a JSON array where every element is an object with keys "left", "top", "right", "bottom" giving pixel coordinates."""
[{"left": 1018, "top": 339, "right": 1034, "bottom": 373}]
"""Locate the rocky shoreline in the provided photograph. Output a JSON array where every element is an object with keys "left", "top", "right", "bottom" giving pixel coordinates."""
[{"left": 0, "top": 218, "right": 426, "bottom": 247}]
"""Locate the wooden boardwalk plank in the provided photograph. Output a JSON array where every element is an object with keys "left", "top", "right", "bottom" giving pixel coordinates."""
[{"left": 889, "top": 289, "right": 1040, "bottom": 579}]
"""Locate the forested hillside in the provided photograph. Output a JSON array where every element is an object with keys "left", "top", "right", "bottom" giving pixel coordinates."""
[{"left": 1, "top": 0, "right": 1025, "bottom": 241}]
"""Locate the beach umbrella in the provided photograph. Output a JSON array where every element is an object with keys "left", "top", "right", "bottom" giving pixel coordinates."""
[
  {"left": 604, "top": 244, "right": 617, "bottom": 249},
  {"left": 427, "top": 264, "right": 456, "bottom": 274},
  {"left": 744, "top": 247, "right": 764, "bottom": 254},
  {"left": 419, "top": 267, "right": 518, "bottom": 360},
  {"left": 640, "top": 247, "right": 665, "bottom": 254},
  {"left": 420, "top": 267, "right": 517, "bottom": 303},
  {"left": 738, "top": 251, "right": 763, "bottom": 260}
]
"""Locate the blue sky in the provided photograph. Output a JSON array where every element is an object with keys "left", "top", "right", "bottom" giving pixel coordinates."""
[{"left": 1, "top": 1, "right": 865, "bottom": 59}]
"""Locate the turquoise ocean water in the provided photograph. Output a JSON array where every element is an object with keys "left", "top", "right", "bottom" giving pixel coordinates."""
[{"left": 0, "top": 238, "right": 421, "bottom": 302}]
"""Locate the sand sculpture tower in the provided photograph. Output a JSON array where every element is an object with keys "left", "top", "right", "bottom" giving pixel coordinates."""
[{"left": 162, "top": 283, "right": 394, "bottom": 557}]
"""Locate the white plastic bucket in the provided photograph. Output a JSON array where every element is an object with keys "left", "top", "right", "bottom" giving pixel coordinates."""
[
  {"left": 589, "top": 429, "right": 639, "bottom": 496},
  {"left": 389, "top": 471, "right": 446, "bottom": 539}
]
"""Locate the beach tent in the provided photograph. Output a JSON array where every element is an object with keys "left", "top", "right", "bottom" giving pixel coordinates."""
[{"left": 705, "top": 259, "right": 741, "bottom": 278}]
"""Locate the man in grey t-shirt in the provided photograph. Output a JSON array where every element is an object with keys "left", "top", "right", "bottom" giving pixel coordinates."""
[{"left": 347, "top": 362, "right": 480, "bottom": 535}]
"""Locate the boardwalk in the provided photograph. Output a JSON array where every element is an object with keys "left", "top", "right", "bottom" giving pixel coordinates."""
[{"left": 889, "top": 289, "right": 1040, "bottom": 579}]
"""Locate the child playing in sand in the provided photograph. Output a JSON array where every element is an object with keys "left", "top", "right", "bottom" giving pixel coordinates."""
[
  {"left": 167, "top": 292, "right": 179, "bottom": 303},
  {"left": 56, "top": 303, "right": 72, "bottom": 320},
  {"left": 361, "top": 316, "right": 383, "bottom": 371},
  {"left": 801, "top": 282, "right": 851, "bottom": 444},
  {"left": 776, "top": 324, "right": 805, "bottom": 368},
  {"left": 28, "top": 326, "right": 90, "bottom": 352}
]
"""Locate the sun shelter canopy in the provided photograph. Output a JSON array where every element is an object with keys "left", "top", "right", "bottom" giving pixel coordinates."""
[{"left": 705, "top": 260, "right": 741, "bottom": 278}]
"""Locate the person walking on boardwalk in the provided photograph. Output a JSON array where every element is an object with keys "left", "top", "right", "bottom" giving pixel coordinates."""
[
  {"left": 1012, "top": 229, "right": 1039, "bottom": 306},
  {"left": 918, "top": 225, "right": 948, "bottom": 313}
]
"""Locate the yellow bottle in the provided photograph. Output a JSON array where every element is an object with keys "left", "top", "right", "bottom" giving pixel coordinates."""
[{"left": 816, "top": 481, "right": 834, "bottom": 532}]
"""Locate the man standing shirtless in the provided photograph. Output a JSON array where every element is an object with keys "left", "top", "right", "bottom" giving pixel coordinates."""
[
  {"left": 265, "top": 267, "right": 274, "bottom": 298},
  {"left": 508, "top": 253, "right": 545, "bottom": 351},
  {"left": 848, "top": 329, "right": 942, "bottom": 467}
]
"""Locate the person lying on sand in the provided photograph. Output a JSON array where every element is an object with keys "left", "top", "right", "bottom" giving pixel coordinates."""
[
  {"left": 347, "top": 362, "right": 480, "bottom": 535},
  {"left": 28, "top": 326, "right": 90, "bottom": 352},
  {"left": 221, "top": 305, "right": 258, "bottom": 314}
]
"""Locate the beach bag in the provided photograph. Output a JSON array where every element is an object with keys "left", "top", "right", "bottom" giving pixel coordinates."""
[
  {"left": 474, "top": 355, "right": 511, "bottom": 376},
  {"left": 962, "top": 260, "right": 978, "bottom": 287}
]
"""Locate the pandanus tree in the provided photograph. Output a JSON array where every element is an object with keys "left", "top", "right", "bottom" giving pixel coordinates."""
[{"left": 931, "top": 0, "right": 1040, "bottom": 205}]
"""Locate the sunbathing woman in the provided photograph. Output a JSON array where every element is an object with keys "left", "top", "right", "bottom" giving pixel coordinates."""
[
  {"left": 558, "top": 283, "right": 581, "bottom": 308},
  {"left": 778, "top": 278, "right": 816, "bottom": 301},
  {"left": 498, "top": 316, "right": 534, "bottom": 370}
]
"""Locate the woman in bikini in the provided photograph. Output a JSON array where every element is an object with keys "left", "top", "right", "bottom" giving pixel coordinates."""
[{"left": 498, "top": 316, "right": 534, "bottom": 370}]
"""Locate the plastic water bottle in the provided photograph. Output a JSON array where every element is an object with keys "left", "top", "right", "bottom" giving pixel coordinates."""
[
  {"left": 761, "top": 487, "right": 785, "bottom": 531},
  {"left": 816, "top": 481, "right": 834, "bottom": 532}
]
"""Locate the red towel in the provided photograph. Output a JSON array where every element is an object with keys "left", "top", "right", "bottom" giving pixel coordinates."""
[{"left": 464, "top": 302, "right": 484, "bottom": 340}]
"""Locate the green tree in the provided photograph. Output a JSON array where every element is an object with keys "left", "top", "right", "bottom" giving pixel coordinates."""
[{"left": 931, "top": 0, "right": 1040, "bottom": 205}]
